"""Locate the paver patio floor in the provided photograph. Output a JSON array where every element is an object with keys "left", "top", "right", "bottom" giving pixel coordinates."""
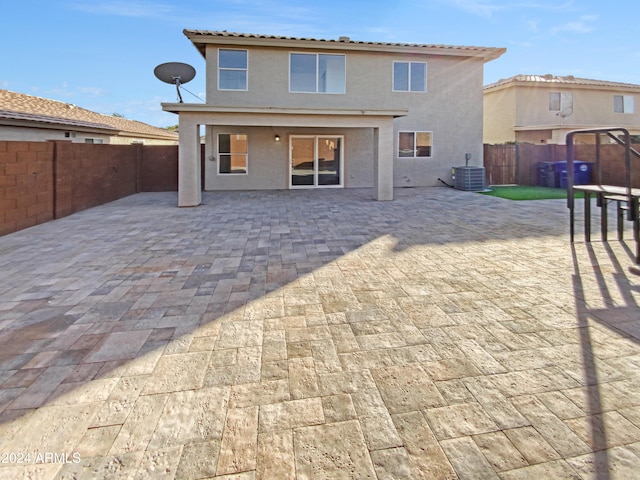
[{"left": 1, "top": 187, "right": 639, "bottom": 479}]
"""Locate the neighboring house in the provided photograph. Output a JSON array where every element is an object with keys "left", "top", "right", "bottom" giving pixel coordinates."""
[
  {"left": 0, "top": 89, "right": 178, "bottom": 145},
  {"left": 483, "top": 74, "right": 640, "bottom": 145},
  {"left": 162, "top": 30, "right": 505, "bottom": 206}
]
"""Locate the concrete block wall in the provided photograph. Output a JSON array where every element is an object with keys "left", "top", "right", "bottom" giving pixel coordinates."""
[
  {"left": 0, "top": 141, "right": 179, "bottom": 236},
  {"left": 0, "top": 141, "right": 55, "bottom": 236}
]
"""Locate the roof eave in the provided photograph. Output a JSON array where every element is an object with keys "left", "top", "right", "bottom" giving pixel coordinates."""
[{"left": 184, "top": 30, "right": 506, "bottom": 62}]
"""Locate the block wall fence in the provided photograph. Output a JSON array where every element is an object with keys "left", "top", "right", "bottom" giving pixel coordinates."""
[{"left": 0, "top": 141, "right": 180, "bottom": 236}]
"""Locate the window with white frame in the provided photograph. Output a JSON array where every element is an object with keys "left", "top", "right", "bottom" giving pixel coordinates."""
[
  {"left": 398, "top": 132, "right": 432, "bottom": 157},
  {"left": 549, "top": 92, "right": 573, "bottom": 112},
  {"left": 289, "top": 53, "right": 345, "bottom": 93},
  {"left": 218, "top": 134, "right": 248, "bottom": 174},
  {"left": 393, "top": 61, "right": 427, "bottom": 92},
  {"left": 218, "top": 49, "right": 248, "bottom": 90},
  {"left": 614, "top": 95, "right": 634, "bottom": 113}
]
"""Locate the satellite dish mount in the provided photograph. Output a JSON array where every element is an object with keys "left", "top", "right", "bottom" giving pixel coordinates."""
[{"left": 154, "top": 62, "right": 196, "bottom": 103}]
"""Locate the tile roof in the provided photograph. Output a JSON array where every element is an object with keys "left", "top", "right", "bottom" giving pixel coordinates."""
[
  {"left": 0, "top": 89, "right": 178, "bottom": 140},
  {"left": 485, "top": 74, "right": 640, "bottom": 90},
  {"left": 184, "top": 30, "right": 506, "bottom": 61}
]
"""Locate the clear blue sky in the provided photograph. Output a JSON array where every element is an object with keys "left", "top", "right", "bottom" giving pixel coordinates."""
[{"left": 2, "top": 0, "right": 639, "bottom": 128}]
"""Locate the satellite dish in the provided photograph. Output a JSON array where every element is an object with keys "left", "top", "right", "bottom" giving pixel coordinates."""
[
  {"left": 557, "top": 106, "right": 573, "bottom": 118},
  {"left": 154, "top": 62, "right": 196, "bottom": 103}
]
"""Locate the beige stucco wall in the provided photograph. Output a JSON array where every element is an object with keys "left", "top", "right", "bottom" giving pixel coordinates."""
[
  {"left": 203, "top": 126, "right": 375, "bottom": 190},
  {"left": 0, "top": 125, "right": 177, "bottom": 145},
  {"left": 485, "top": 82, "right": 640, "bottom": 145},
  {"left": 202, "top": 44, "right": 487, "bottom": 188},
  {"left": 483, "top": 87, "right": 517, "bottom": 144}
]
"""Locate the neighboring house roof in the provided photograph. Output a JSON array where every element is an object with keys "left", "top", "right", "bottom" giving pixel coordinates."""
[
  {"left": 485, "top": 74, "right": 640, "bottom": 91},
  {"left": 184, "top": 30, "right": 506, "bottom": 62},
  {"left": 0, "top": 89, "right": 178, "bottom": 141}
]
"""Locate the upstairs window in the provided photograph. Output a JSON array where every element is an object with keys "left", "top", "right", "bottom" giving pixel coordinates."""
[
  {"left": 290, "top": 53, "right": 345, "bottom": 94},
  {"left": 614, "top": 95, "right": 634, "bottom": 113},
  {"left": 219, "top": 49, "right": 248, "bottom": 90},
  {"left": 549, "top": 92, "right": 573, "bottom": 112},
  {"left": 399, "top": 132, "right": 432, "bottom": 157},
  {"left": 393, "top": 61, "right": 427, "bottom": 92}
]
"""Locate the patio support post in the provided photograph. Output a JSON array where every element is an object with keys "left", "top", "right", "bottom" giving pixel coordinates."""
[
  {"left": 178, "top": 114, "right": 201, "bottom": 207},
  {"left": 374, "top": 122, "right": 394, "bottom": 201}
]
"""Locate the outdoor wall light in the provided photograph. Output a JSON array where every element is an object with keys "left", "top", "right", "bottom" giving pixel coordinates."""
[{"left": 275, "top": 135, "right": 281, "bottom": 142}]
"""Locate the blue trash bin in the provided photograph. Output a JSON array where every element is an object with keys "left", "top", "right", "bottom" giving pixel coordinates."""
[{"left": 557, "top": 161, "right": 593, "bottom": 188}]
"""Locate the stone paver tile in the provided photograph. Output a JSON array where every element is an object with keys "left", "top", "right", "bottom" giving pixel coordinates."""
[
  {"left": 256, "top": 430, "right": 295, "bottom": 480},
  {"left": 0, "top": 463, "right": 61, "bottom": 480},
  {"left": 83, "top": 329, "right": 152, "bottom": 363},
  {"left": 567, "top": 445, "right": 640, "bottom": 480},
  {"left": 328, "top": 324, "right": 360, "bottom": 353},
  {"left": 423, "top": 402, "right": 500, "bottom": 440},
  {"left": 391, "top": 411, "right": 457, "bottom": 480},
  {"left": 293, "top": 420, "right": 376, "bottom": 480},
  {"left": 204, "top": 346, "right": 261, "bottom": 387},
  {"left": 310, "top": 339, "right": 342, "bottom": 374},
  {"left": 216, "top": 406, "right": 259, "bottom": 476},
  {"left": 440, "top": 436, "right": 500, "bottom": 480},
  {"left": 175, "top": 440, "right": 221, "bottom": 480},
  {"left": 472, "top": 431, "right": 528, "bottom": 472},
  {"left": 456, "top": 339, "right": 507, "bottom": 374},
  {"left": 148, "top": 386, "right": 230, "bottom": 449},
  {"left": 7, "top": 365, "right": 74, "bottom": 410},
  {"left": 435, "top": 379, "right": 477, "bottom": 405},
  {"left": 503, "top": 426, "right": 561, "bottom": 465},
  {"left": 47, "top": 377, "right": 119, "bottom": 406},
  {"left": 216, "top": 320, "right": 263, "bottom": 349},
  {"left": 422, "top": 357, "right": 482, "bottom": 382},
  {"left": 371, "top": 363, "right": 445, "bottom": 413},
  {"left": 322, "top": 393, "right": 357, "bottom": 423},
  {"left": 229, "top": 379, "right": 290, "bottom": 408},
  {"left": 0, "top": 403, "right": 95, "bottom": 458},
  {"left": 463, "top": 377, "right": 529, "bottom": 430},
  {"left": 369, "top": 447, "right": 414, "bottom": 480},
  {"left": 76, "top": 425, "right": 122, "bottom": 457},
  {"left": 317, "top": 369, "right": 376, "bottom": 396},
  {"left": 535, "top": 390, "right": 585, "bottom": 420},
  {"left": 288, "top": 356, "right": 320, "bottom": 399},
  {"left": 142, "top": 351, "right": 210, "bottom": 395},
  {"left": 258, "top": 397, "right": 324, "bottom": 433},
  {"left": 511, "top": 394, "right": 592, "bottom": 457},
  {"left": 109, "top": 394, "right": 168, "bottom": 454},
  {"left": 351, "top": 389, "right": 402, "bottom": 450},
  {"left": 133, "top": 445, "right": 183, "bottom": 479},
  {"left": 499, "top": 459, "right": 582, "bottom": 480},
  {"left": 564, "top": 411, "right": 640, "bottom": 450}
]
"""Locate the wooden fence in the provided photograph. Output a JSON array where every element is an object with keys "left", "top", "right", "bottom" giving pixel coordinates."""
[{"left": 484, "top": 143, "right": 640, "bottom": 187}]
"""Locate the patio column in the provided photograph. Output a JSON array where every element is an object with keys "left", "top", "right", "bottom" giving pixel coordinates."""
[
  {"left": 374, "top": 122, "right": 394, "bottom": 201},
  {"left": 178, "top": 114, "right": 201, "bottom": 207}
]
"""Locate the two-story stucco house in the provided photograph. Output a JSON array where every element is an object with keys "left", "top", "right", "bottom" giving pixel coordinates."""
[
  {"left": 163, "top": 30, "right": 505, "bottom": 206},
  {"left": 483, "top": 74, "right": 640, "bottom": 145}
]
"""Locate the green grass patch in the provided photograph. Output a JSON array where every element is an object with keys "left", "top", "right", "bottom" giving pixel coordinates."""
[{"left": 479, "top": 185, "right": 584, "bottom": 201}]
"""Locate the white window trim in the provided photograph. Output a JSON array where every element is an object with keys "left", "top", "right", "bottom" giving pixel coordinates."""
[
  {"left": 217, "top": 133, "right": 248, "bottom": 176},
  {"left": 218, "top": 48, "right": 248, "bottom": 91},
  {"left": 398, "top": 131, "right": 433, "bottom": 158},
  {"left": 288, "top": 53, "right": 346, "bottom": 94},
  {"left": 289, "top": 135, "right": 344, "bottom": 188},
  {"left": 392, "top": 61, "right": 427, "bottom": 92}
]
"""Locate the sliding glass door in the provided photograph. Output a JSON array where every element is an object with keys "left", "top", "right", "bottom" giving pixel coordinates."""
[{"left": 290, "top": 135, "right": 343, "bottom": 188}]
